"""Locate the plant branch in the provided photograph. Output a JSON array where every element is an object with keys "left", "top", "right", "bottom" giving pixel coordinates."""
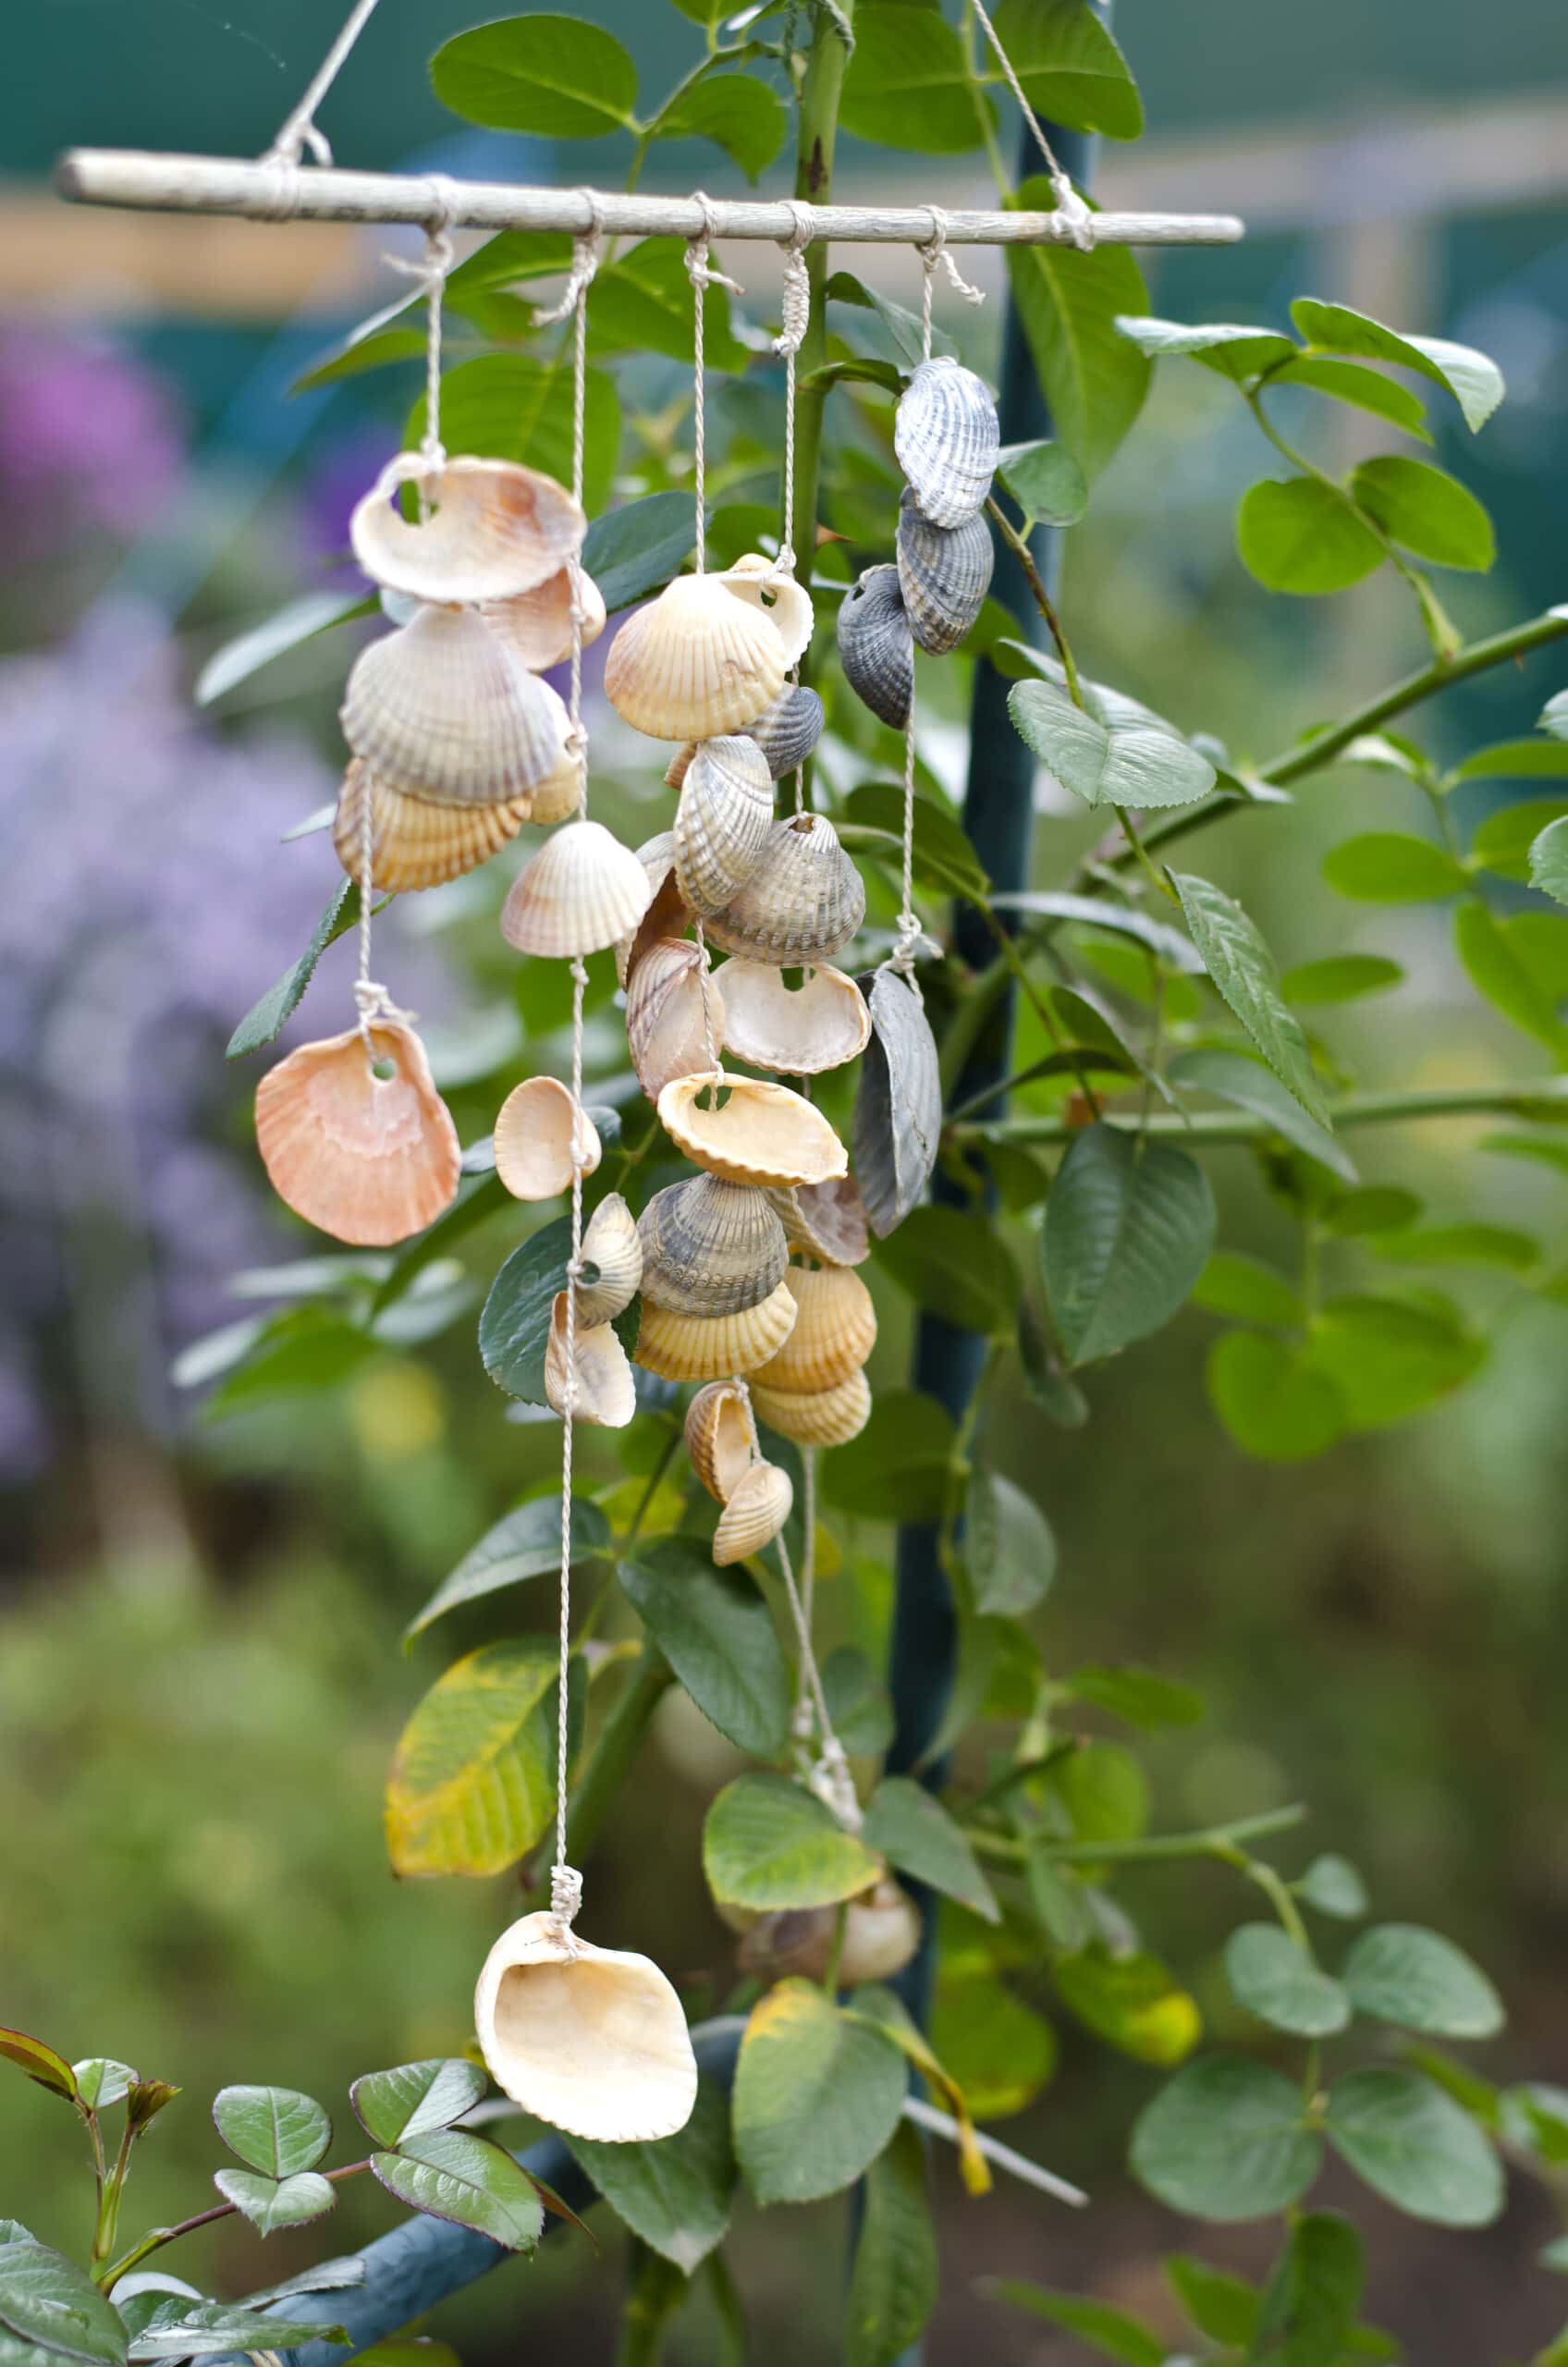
[
  {"left": 986, "top": 496, "right": 1083, "bottom": 707},
  {"left": 971, "top": 1803, "right": 1307, "bottom": 1866},
  {"left": 98, "top": 2162, "right": 374, "bottom": 2287},
  {"left": 788, "top": 0, "right": 857, "bottom": 606},
  {"left": 962, "top": 1076, "right": 1568, "bottom": 1147}
]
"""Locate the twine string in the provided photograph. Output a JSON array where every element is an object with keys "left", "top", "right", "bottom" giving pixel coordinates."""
[
  {"left": 967, "top": 0, "right": 1096, "bottom": 250},
  {"left": 262, "top": 0, "right": 385, "bottom": 168},
  {"left": 691, "top": 919, "right": 723, "bottom": 1079},
  {"left": 685, "top": 192, "right": 744, "bottom": 573},
  {"left": 771, "top": 200, "right": 815, "bottom": 581},
  {"left": 382, "top": 184, "right": 459, "bottom": 479},
  {"left": 919, "top": 206, "right": 986, "bottom": 363}
]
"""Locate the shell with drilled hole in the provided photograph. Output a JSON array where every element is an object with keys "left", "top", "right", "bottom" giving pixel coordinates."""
[
  {"left": 614, "top": 834, "right": 690, "bottom": 987},
  {"left": 341, "top": 605, "right": 568, "bottom": 803},
  {"left": 500, "top": 819, "right": 653, "bottom": 959},
  {"left": 638, "top": 1174, "right": 789, "bottom": 1318},
  {"left": 750, "top": 1365, "right": 873, "bottom": 1449},
  {"left": 351, "top": 455, "right": 585, "bottom": 606},
  {"left": 482, "top": 564, "right": 606, "bottom": 672},
  {"left": 631, "top": 1276, "right": 798, "bottom": 1384},
  {"left": 766, "top": 1176, "right": 871, "bottom": 1269},
  {"left": 474, "top": 1911, "right": 697, "bottom": 2143},
  {"left": 895, "top": 356, "right": 1000, "bottom": 529},
  {"left": 752, "top": 1264, "right": 877, "bottom": 1395},
  {"left": 739, "top": 1880, "right": 920, "bottom": 1983},
  {"left": 684, "top": 1380, "right": 755, "bottom": 1505},
  {"left": 664, "top": 681, "right": 825, "bottom": 791},
  {"left": 575, "top": 1193, "right": 643, "bottom": 1328},
  {"left": 712, "top": 1459, "right": 793, "bottom": 1566},
  {"left": 544, "top": 1294, "right": 636, "bottom": 1428},
  {"left": 494, "top": 1075, "right": 602, "bottom": 1203},
  {"left": 604, "top": 570, "right": 795, "bottom": 742},
  {"left": 672, "top": 735, "right": 774, "bottom": 919},
  {"left": 852, "top": 967, "right": 942, "bottom": 1237},
  {"left": 703, "top": 816, "right": 865, "bottom": 968},
  {"left": 255, "top": 1019, "right": 459, "bottom": 1248},
  {"left": 836, "top": 564, "right": 913, "bottom": 731},
  {"left": 896, "top": 486, "right": 994, "bottom": 655},
  {"left": 719, "top": 554, "right": 815, "bottom": 666},
  {"left": 625, "top": 938, "right": 726, "bottom": 1104},
  {"left": 717, "top": 962, "right": 870, "bottom": 1076},
  {"left": 334, "top": 762, "right": 531, "bottom": 894},
  {"left": 658, "top": 1073, "right": 848, "bottom": 1192}
]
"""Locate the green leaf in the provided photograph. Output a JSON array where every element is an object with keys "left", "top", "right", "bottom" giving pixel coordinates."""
[
  {"left": 1350, "top": 455, "right": 1494, "bottom": 570},
  {"left": 1373, "top": 1222, "right": 1537, "bottom": 1273},
  {"left": 845, "top": 2120, "right": 937, "bottom": 2367},
  {"left": 619, "top": 1539, "right": 791, "bottom": 1758},
  {"left": 704, "top": 1772, "right": 881, "bottom": 1912},
  {"left": 408, "top": 355, "right": 618, "bottom": 516},
  {"left": 350, "top": 2348, "right": 458, "bottom": 2367},
  {"left": 1224, "top": 1925, "right": 1351, "bottom": 2037},
  {"left": 1163, "top": 2255, "right": 1258, "bottom": 2347},
  {"left": 1543, "top": 689, "right": 1568, "bottom": 741},
  {"left": 1052, "top": 1949, "right": 1201, "bottom": 2067},
  {"left": 1305, "top": 1293, "right": 1483, "bottom": 1429},
  {"left": 1001, "top": 886, "right": 1204, "bottom": 969},
  {"left": 1471, "top": 798, "right": 1568, "bottom": 883},
  {"left": 370, "top": 2130, "right": 544, "bottom": 2250},
  {"left": 565, "top": 2075, "right": 733, "bottom": 2272},
  {"left": 1054, "top": 1738, "right": 1149, "bottom": 1843},
  {"left": 1322, "top": 1187, "right": 1424, "bottom": 1239},
  {"left": 234, "top": 2261, "right": 368, "bottom": 2310},
  {"left": 1065, "top": 1664, "right": 1205, "bottom": 1728},
  {"left": 822, "top": 1647, "right": 895, "bottom": 1760},
  {"left": 962, "top": 1467, "right": 1057, "bottom": 1619},
  {"left": 71, "top": 2062, "right": 136, "bottom": 2113},
  {"left": 1324, "top": 2067, "right": 1503, "bottom": 2226},
  {"left": 653, "top": 73, "right": 785, "bottom": 180},
  {"left": 870, "top": 1209, "right": 1018, "bottom": 1344},
  {"left": 201, "top": 1306, "right": 375, "bottom": 1416},
  {"left": 196, "top": 593, "right": 369, "bottom": 709},
  {"left": 1290, "top": 299, "right": 1505, "bottom": 432},
  {"left": 996, "top": 437, "right": 1087, "bottom": 526},
  {"left": 1280, "top": 954, "right": 1403, "bottom": 1006},
  {"left": 1254, "top": 2212, "right": 1365, "bottom": 2367},
  {"left": 1237, "top": 477, "right": 1385, "bottom": 595},
  {"left": 1130, "top": 2055, "right": 1322, "bottom": 2221},
  {"left": 385, "top": 1639, "right": 561, "bottom": 1878},
  {"left": 988, "top": 0, "right": 1143, "bottom": 136},
  {"left": 928, "top": 1974, "right": 1057, "bottom": 2119},
  {"left": 227, "top": 883, "right": 356, "bottom": 1061},
  {"left": 1043, "top": 1122, "right": 1216, "bottom": 1367},
  {"left": 582, "top": 491, "right": 696, "bottom": 615},
  {"left": 1532, "top": 816, "right": 1568, "bottom": 907},
  {"left": 986, "top": 2283, "right": 1162, "bottom": 2367},
  {"left": 732, "top": 1981, "right": 907, "bottom": 2205},
  {"left": 430, "top": 14, "right": 639, "bottom": 136},
  {"left": 406, "top": 1494, "right": 612, "bottom": 1639},
  {"left": 1269, "top": 355, "right": 1431, "bottom": 438},
  {"left": 592, "top": 239, "right": 746, "bottom": 372},
  {"left": 1297, "top": 1854, "right": 1370, "bottom": 1919},
  {"left": 212, "top": 2166, "right": 335, "bottom": 2235},
  {"left": 1192, "top": 1250, "right": 1305, "bottom": 1329},
  {"left": 1170, "top": 872, "right": 1331, "bottom": 1123},
  {"left": 212, "top": 2086, "right": 331, "bottom": 2178},
  {"left": 842, "top": 782, "right": 991, "bottom": 900},
  {"left": 0, "top": 2244, "right": 127, "bottom": 2366},
  {"left": 125, "top": 2299, "right": 348, "bottom": 2358},
  {"left": 1009, "top": 678, "right": 1215, "bottom": 810},
  {"left": 1169, "top": 1045, "right": 1353, "bottom": 1179},
  {"left": 479, "top": 1217, "right": 573, "bottom": 1404},
  {"left": 822, "top": 1388, "right": 956, "bottom": 1525},
  {"left": 839, "top": 6, "right": 992, "bottom": 150},
  {"left": 1456, "top": 901, "right": 1568, "bottom": 1052},
  {"left": 1341, "top": 1923, "right": 1504, "bottom": 2039},
  {"left": 1008, "top": 181, "right": 1151, "bottom": 478},
  {"left": 349, "top": 2060, "right": 487, "bottom": 2150},
  {"left": 826, "top": 271, "right": 956, "bottom": 371},
  {"left": 1113, "top": 314, "right": 1297, "bottom": 380},
  {"left": 1455, "top": 737, "right": 1568, "bottom": 783},
  {"left": 1207, "top": 1331, "right": 1346, "bottom": 1462},
  {"left": 0, "top": 2033, "right": 76, "bottom": 2103},
  {"left": 862, "top": 1776, "right": 998, "bottom": 1921}
]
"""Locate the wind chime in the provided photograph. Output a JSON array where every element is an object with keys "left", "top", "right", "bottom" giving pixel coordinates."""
[{"left": 57, "top": 0, "right": 1242, "bottom": 2151}]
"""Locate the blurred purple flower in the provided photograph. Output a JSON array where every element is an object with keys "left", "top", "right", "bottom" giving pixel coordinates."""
[
  {"left": 0, "top": 321, "right": 185, "bottom": 558},
  {"left": 297, "top": 426, "right": 400, "bottom": 573}
]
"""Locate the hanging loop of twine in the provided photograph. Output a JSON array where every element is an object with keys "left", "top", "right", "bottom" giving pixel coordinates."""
[
  {"left": 768, "top": 199, "right": 815, "bottom": 581},
  {"left": 685, "top": 192, "right": 745, "bottom": 575},
  {"left": 261, "top": 0, "right": 385, "bottom": 170},
  {"left": 967, "top": 0, "right": 1096, "bottom": 250},
  {"left": 382, "top": 179, "right": 459, "bottom": 474},
  {"left": 352, "top": 764, "right": 411, "bottom": 1060},
  {"left": 887, "top": 713, "right": 926, "bottom": 1001},
  {"left": 533, "top": 190, "right": 606, "bottom": 328},
  {"left": 549, "top": 953, "right": 593, "bottom": 1940},
  {"left": 918, "top": 204, "right": 986, "bottom": 362}
]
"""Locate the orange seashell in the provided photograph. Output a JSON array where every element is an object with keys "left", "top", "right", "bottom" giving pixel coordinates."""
[
  {"left": 254, "top": 1019, "right": 459, "bottom": 1247},
  {"left": 751, "top": 1264, "right": 877, "bottom": 1394},
  {"left": 483, "top": 564, "right": 606, "bottom": 672},
  {"left": 657, "top": 1072, "right": 848, "bottom": 1191},
  {"left": 684, "top": 1380, "right": 755, "bottom": 1504},
  {"left": 351, "top": 454, "right": 585, "bottom": 606},
  {"left": 631, "top": 1279, "right": 798, "bottom": 1384},
  {"left": 749, "top": 1365, "right": 873, "bottom": 1449},
  {"left": 712, "top": 1460, "right": 793, "bottom": 1566}
]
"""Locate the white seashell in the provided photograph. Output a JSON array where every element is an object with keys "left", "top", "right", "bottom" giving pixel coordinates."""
[
  {"left": 672, "top": 735, "right": 775, "bottom": 919},
  {"left": 255, "top": 1019, "right": 459, "bottom": 1248},
  {"left": 852, "top": 967, "right": 942, "bottom": 1237},
  {"left": 625, "top": 938, "right": 726, "bottom": 1103},
  {"left": 658, "top": 1073, "right": 849, "bottom": 1191},
  {"left": 575, "top": 1193, "right": 643, "bottom": 1327},
  {"left": 333, "top": 760, "right": 530, "bottom": 893},
  {"left": 474, "top": 1910, "right": 697, "bottom": 2143},
  {"left": 739, "top": 1880, "right": 920, "bottom": 1983},
  {"left": 837, "top": 564, "right": 913, "bottom": 730},
  {"left": 894, "top": 356, "right": 1000, "bottom": 529},
  {"left": 525, "top": 730, "right": 586, "bottom": 827},
  {"left": 684, "top": 1380, "right": 755, "bottom": 1504},
  {"left": 712, "top": 1459, "right": 793, "bottom": 1566},
  {"left": 494, "top": 1075, "right": 601, "bottom": 1202},
  {"left": 703, "top": 816, "right": 865, "bottom": 968},
  {"left": 665, "top": 682, "right": 825, "bottom": 791},
  {"left": 352, "top": 454, "right": 585, "bottom": 606},
  {"left": 637, "top": 1173, "right": 790, "bottom": 1318},
  {"left": 716, "top": 961, "right": 871, "bottom": 1076},
  {"left": 896, "top": 486, "right": 994, "bottom": 655},
  {"left": 342, "top": 606, "right": 568, "bottom": 803},
  {"left": 545, "top": 1293, "right": 636, "bottom": 1427},
  {"left": 500, "top": 819, "right": 653, "bottom": 958},
  {"left": 615, "top": 833, "right": 691, "bottom": 988},
  {"left": 632, "top": 1279, "right": 798, "bottom": 1384},
  {"left": 718, "top": 555, "right": 815, "bottom": 668},
  {"left": 750, "top": 1365, "right": 873, "bottom": 1449},
  {"left": 751, "top": 1263, "right": 877, "bottom": 1394},
  {"left": 482, "top": 564, "right": 606, "bottom": 672},
  {"left": 603, "top": 574, "right": 791, "bottom": 742},
  {"left": 766, "top": 1176, "right": 871, "bottom": 1269}
]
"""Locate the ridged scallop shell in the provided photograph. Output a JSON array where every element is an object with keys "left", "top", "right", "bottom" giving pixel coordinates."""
[
  {"left": 752, "top": 1263, "right": 877, "bottom": 1394},
  {"left": 852, "top": 967, "right": 942, "bottom": 1237},
  {"left": 895, "top": 356, "right": 1000, "bottom": 529},
  {"left": 739, "top": 1880, "right": 919, "bottom": 1983},
  {"left": 626, "top": 938, "right": 726, "bottom": 1103},
  {"left": 684, "top": 1380, "right": 755, "bottom": 1504},
  {"left": 615, "top": 834, "right": 690, "bottom": 987},
  {"left": 719, "top": 555, "right": 815, "bottom": 668},
  {"left": 703, "top": 816, "right": 866, "bottom": 967},
  {"left": 474, "top": 1909, "right": 697, "bottom": 2144},
  {"left": 664, "top": 682, "right": 825, "bottom": 791},
  {"left": 576, "top": 1192, "right": 643, "bottom": 1327},
  {"left": 717, "top": 962, "right": 871, "bottom": 1076},
  {"left": 254, "top": 1019, "right": 459, "bottom": 1248},
  {"left": 837, "top": 565, "right": 913, "bottom": 731},
  {"left": 712, "top": 1459, "right": 793, "bottom": 1567},
  {"left": 352, "top": 454, "right": 585, "bottom": 606},
  {"left": 494, "top": 1075, "right": 602, "bottom": 1202},
  {"left": 766, "top": 1176, "right": 871, "bottom": 1269},
  {"left": 631, "top": 1277, "right": 798, "bottom": 1384},
  {"left": 658, "top": 1073, "right": 849, "bottom": 1191},
  {"left": 342, "top": 606, "right": 567, "bottom": 803},
  {"left": 672, "top": 735, "right": 775, "bottom": 919},
  {"left": 333, "top": 761, "right": 530, "bottom": 893},
  {"left": 750, "top": 1365, "right": 873, "bottom": 1449},
  {"left": 499, "top": 819, "right": 653, "bottom": 959},
  {"left": 482, "top": 563, "right": 606, "bottom": 672},
  {"left": 637, "top": 1174, "right": 789, "bottom": 1318},
  {"left": 545, "top": 1293, "right": 636, "bottom": 1428},
  {"left": 603, "top": 574, "right": 790, "bottom": 742},
  {"left": 526, "top": 732, "right": 586, "bottom": 827},
  {"left": 896, "top": 486, "right": 994, "bottom": 656}
]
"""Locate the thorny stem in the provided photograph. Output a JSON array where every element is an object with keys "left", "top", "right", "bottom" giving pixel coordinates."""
[
  {"left": 962, "top": 1075, "right": 1568, "bottom": 1147},
  {"left": 97, "top": 2163, "right": 374, "bottom": 2288},
  {"left": 986, "top": 496, "right": 1084, "bottom": 708}
]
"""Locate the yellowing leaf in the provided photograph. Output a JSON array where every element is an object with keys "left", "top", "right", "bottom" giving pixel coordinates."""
[{"left": 386, "top": 1642, "right": 560, "bottom": 1878}]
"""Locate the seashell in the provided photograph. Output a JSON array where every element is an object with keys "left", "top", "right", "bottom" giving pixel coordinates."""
[
  {"left": 499, "top": 819, "right": 653, "bottom": 959},
  {"left": 603, "top": 574, "right": 790, "bottom": 742},
  {"left": 615, "top": 834, "right": 690, "bottom": 987},
  {"left": 894, "top": 356, "right": 1000, "bottom": 529},
  {"left": 751, "top": 1263, "right": 877, "bottom": 1395},
  {"left": 712, "top": 1459, "right": 793, "bottom": 1567},
  {"left": 739, "top": 1880, "right": 920, "bottom": 1983},
  {"left": 482, "top": 564, "right": 606, "bottom": 673},
  {"left": 837, "top": 565, "right": 913, "bottom": 731},
  {"left": 626, "top": 938, "right": 726, "bottom": 1103},
  {"left": 852, "top": 968, "right": 942, "bottom": 1237},
  {"left": 494, "top": 1074, "right": 601, "bottom": 1202},
  {"left": 474, "top": 1909, "right": 697, "bottom": 2144},
  {"left": 896, "top": 485, "right": 994, "bottom": 656},
  {"left": 658, "top": 1073, "right": 848, "bottom": 1192},
  {"left": 637, "top": 1174, "right": 789, "bottom": 1318},
  {"left": 718, "top": 554, "right": 815, "bottom": 668},
  {"left": 575, "top": 1193, "right": 643, "bottom": 1327},
  {"left": 545, "top": 1293, "right": 636, "bottom": 1428},
  {"left": 333, "top": 760, "right": 530, "bottom": 894},
  {"left": 632, "top": 1278, "right": 798, "bottom": 1384},
  {"left": 666, "top": 682, "right": 822, "bottom": 791},
  {"left": 766, "top": 1176, "right": 871, "bottom": 1269},
  {"left": 525, "top": 730, "right": 586, "bottom": 827},
  {"left": 703, "top": 816, "right": 866, "bottom": 968},
  {"left": 684, "top": 1380, "right": 755, "bottom": 1503},
  {"left": 255, "top": 1018, "right": 459, "bottom": 1248},
  {"left": 672, "top": 735, "right": 775, "bottom": 919},
  {"left": 717, "top": 961, "right": 871, "bottom": 1076},
  {"left": 750, "top": 1365, "right": 873, "bottom": 1449},
  {"left": 352, "top": 453, "right": 585, "bottom": 606},
  {"left": 342, "top": 605, "right": 567, "bottom": 803}
]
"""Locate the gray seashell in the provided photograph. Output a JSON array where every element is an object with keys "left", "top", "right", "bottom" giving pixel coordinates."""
[
  {"left": 896, "top": 486, "right": 995, "bottom": 656},
  {"left": 766, "top": 1175, "right": 871, "bottom": 1269},
  {"left": 703, "top": 815, "right": 866, "bottom": 967},
  {"left": 836, "top": 565, "right": 913, "bottom": 730},
  {"left": 851, "top": 967, "right": 941, "bottom": 1236},
  {"left": 742, "top": 681, "right": 826, "bottom": 779},
  {"left": 637, "top": 1173, "right": 790, "bottom": 1318},
  {"left": 894, "top": 356, "right": 1000, "bottom": 529},
  {"left": 672, "top": 735, "right": 775, "bottom": 919}
]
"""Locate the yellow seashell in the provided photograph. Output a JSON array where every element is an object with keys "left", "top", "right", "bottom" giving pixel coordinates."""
[
  {"left": 751, "top": 1263, "right": 877, "bottom": 1394},
  {"left": 631, "top": 1278, "right": 797, "bottom": 1384},
  {"left": 720, "top": 554, "right": 815, "bottom": 667},
  {"left": 615, "top": 833, "right": 692, "bottom": 987},
  {"left": 625, "top": 938, "right": 727, "bottom": 1104},
  {"left": 500, "top": 818, "right": 653, "bottom": 959},
  {"left": 766, "top": 1176, "right": 871, "bottom": 1269},
  {"left": 482, "top": 564, "right": 606, "bottom": 672},
  {"left": 351, "top": 454, "right": 585, "bottom": 606},
  {"left": 494, "top": 1074, "right": 602, "bottom": 1203},
  {"left": 603, "top": 573, "right": 791, "bottom": 742},
  {"left": 684, "top": 1380, "right": 756, "bottom": 1504},
  {"left": 712, "top": 1459, "right": 793, "bottom": 1566},
  {"left": 333, "top": 761, "right": 530, "bottom": 894},
  {"left": 545, "top": 1292, "right": 637, "bottom": 1428},
  {"left": 657, "top": 1072, "right": 848, "bottom": 1191},
  {"left": 255, "top": 1018, "right": 459, "bottom": 1248},
  {"left": 575, "top": 1193, "right": 643, "bottom": 1328},
  {"left": 749, "top": 1365, "right": 873, "bottom": 1449},
  {"left": 716, "top": 960, "right": 871, "bottom": 1076},
  {"left": 341, "top": 606, "right": 569, "bottom": 804},
  {"left": 637, "top": 1173, "right": 789, "bottom": 1318},
  {"left": 525, "top": 734, "right": 586, "bottom": 827}
]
